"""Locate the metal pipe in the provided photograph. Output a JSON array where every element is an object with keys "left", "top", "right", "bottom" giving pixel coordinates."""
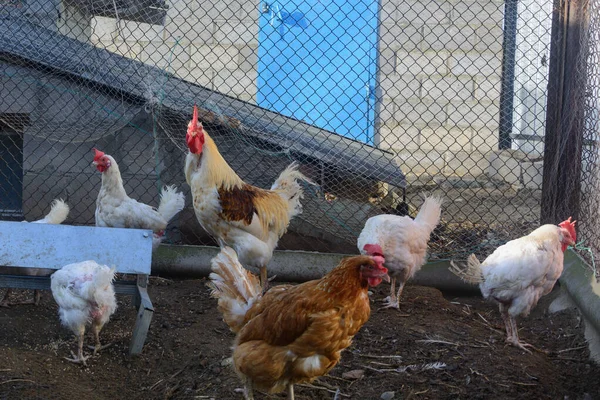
[{"left": 152, "top": 245, "right": 481, "bottom": 294}]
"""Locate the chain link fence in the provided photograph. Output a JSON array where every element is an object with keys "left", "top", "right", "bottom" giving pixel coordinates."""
[
  {"left": 0, "top": 0, "right": 594, "bottom": 261},
  {"left": 576, "top": 0, "right": 600, "bottom": 272}
]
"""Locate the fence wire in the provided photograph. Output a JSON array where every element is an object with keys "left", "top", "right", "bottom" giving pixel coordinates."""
[
  {"left": 0, "top": 0, "right": 568, "bottom": 260},
  {"left": 577, "top": 0, "right": 600, "bottom": 274}
]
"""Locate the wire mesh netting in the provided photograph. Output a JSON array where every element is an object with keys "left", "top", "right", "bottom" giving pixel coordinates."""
[
  {"left": 0, "top": 0, "right": 595, "bottom": 261},
  {"left": 576, "top": 0, "right": 600, "bottom": 272}
]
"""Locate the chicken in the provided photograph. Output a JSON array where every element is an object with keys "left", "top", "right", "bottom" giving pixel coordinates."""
[
  {"left": 0, "top": 199, "right": 70, "bottom": 307},
  {"left": 357, "top": 196, "right": 442, "bottom": 310},
  {"left": 185, "top": 105, "right": 315, "bottom": 290},
  {"left": 208, "top": 246, "right": 389, "bottom": 399},
  {"left": 449, "top": 218, "right": 577, "bottom": 352},
  {"left": 93, "top": 148, "right": 185, "bottom": 250},
  {"left": 51, "top": 260, "right": 117, "bottom": 365}
]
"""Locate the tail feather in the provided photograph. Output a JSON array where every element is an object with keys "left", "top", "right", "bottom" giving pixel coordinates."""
[
  {"left": 449, "top": 254, "right": 484, "bottom": 284},
  {"left": 32, "top": 199, "right": 70, "bottom": 224},
  {"left": 414, "top": 195, "right": 443, "bottom": 233},
  {"left": 270, "top": 162, "right": 317, "bottom": 220},
  {"left": 157, "top": 185, "right": 185, "bottom": 223},
  {"left": 207, "top": 247, "right": 262, "bottom": 333}
]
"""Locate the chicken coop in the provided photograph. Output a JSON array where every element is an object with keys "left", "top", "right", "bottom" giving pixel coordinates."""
[{"left": 0, "top": 0, "right": 598, "bottom": 263}]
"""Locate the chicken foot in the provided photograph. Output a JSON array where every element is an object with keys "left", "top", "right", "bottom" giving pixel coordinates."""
[
  {"left": 499, "top": 309, "right": 545, "bottom": 354},
  {"left": 65, "top": 327, "right": 90, "bottom": 366},
  {"left": 379, "top": 278, "right": 405, "bottom": 310}
]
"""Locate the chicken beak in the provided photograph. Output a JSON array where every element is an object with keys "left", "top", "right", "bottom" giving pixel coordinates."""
[
  {"left": 381, "top": 272, "right": 391, "bottom": 283},
  {"left": 92, "top": 161, "right": 98, "bottom": 167}
]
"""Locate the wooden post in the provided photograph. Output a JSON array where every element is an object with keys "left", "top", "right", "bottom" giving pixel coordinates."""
[{"left": 541, "top": 0, "right": 590, "bottom": 224}]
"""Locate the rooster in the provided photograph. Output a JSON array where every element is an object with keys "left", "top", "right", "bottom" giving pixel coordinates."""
[
  {"left": 0, "top": 199, "right": 70, "bottom": 307},
  {"left": 185, "top": 105, "right": 315, "bottom": 289},
  {"left": 208, "top": 246, "right": 388, "bottom": 399},
  {"left": 93, "top": 148, "right": 185, "bottom": 250},
  {"left": 450, "top": 218, "right": 577, "bottom": 352},
  {"left": 357, "top": 195, "right": 443, "bottom": 310},
  {"left": 51, "top": 260, "right": 117, "bottom": 365}
]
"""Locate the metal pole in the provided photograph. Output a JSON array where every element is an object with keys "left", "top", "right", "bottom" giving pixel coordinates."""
[
  {"left": 541, "top": 0, "right": 590, "bottom": 224},
  {"left": 498, "top": 0, "right": 518, "bottom": 150}
]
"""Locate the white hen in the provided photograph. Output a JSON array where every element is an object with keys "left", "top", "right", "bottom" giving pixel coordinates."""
[
  {"left": 450, "top": 218, "right": 577, "bottom": 352},
  {"left": 51, "top": 260, "right": 117, "bottom": 365},
  {"left": 92, "top": 148, "right": 185, "bottom": 250},
  {"left": 0, "top": 199, "right": 70, "bottom": 307},
  {"left": 357, "top": 196, "right": 442, "bottom": 310}
]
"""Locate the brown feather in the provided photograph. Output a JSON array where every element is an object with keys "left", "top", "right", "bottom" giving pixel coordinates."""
[
  {"left": 217, "top": 183, "right": 290, "bottom": 240},
  {"left": 217, "top": 184, "right": 266, "bottom": 225}
]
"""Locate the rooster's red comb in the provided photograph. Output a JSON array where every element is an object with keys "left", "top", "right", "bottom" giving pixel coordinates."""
[
  {"left": 559, "top": 217, "right": 577, "bottom": 241},
  {"left": 93, "top": 148, "right": 105, "bottom": 161},
  {"left": 191, "top": 104, "right": 198, "bottom": 130}
]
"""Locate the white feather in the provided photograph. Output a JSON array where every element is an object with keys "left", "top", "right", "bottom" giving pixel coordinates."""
[
  {"left": 32, "top": 199, "right": 70, "bottom": 224},
  {"left": 51, "top": 261, "right": 117, "bottom": 334}
]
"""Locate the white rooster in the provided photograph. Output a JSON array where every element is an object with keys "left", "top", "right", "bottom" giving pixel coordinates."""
[
  {"left": 0, "top": 199, "right": 70, "bottom": 307},
  {"left": 450, "top": 218, "right": 577, "bottom": 352},
  {"left": 92, "top": 148, "right": 185, "bottom": 250},
  {"left": 51, "top": 260, "right": 117, "bottom": 365},
  {"left": 357, "top": 196, "right": 443, "bottom": 310}
]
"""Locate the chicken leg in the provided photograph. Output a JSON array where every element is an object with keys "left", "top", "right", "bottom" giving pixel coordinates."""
[
  {"left": 506, "top": 316, "right": 535, "bottom": 353},
  {"left": 244, "top": 378, "right": 254, "bottom": 400},
  {"left": 379, "top": 278, "right": 405, "bottom": 310},
  {"left": 499, "top": 303, "right": 513, "bottom": 339},
  {"left": 259, "top": 266, "right": 277, "bottom": 293},
  {"left": 287, "top": 383, "right": 295, "bottom": 400},
  {"left": 87, "top": 320, "right": 112, "bottom": 356},
  {"left": 65, "top": 326, "right": 90, "bottom": 365},
  {"left": 260, "top": 266, "right": 268, "bottom": 292}
]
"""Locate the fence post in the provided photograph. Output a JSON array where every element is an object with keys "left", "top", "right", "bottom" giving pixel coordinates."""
[
  {"left": 498, "top": 0, "right": 518, "bottom": 150},
  {"left": 541, "top": 0, "right": 590, "bottom": 224}
]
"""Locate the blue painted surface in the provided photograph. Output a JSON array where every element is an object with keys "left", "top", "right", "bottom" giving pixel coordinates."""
[
  {"left": 257, "top": 0, "right": 379, "bottom": 143},
  {"left": 0, "top": 222, "right": 153, "bottom": 274}
]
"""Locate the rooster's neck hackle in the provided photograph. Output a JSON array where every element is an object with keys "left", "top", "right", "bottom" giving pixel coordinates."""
[{"left": 192, "top": 131, "right": 244, "bottom": 190}]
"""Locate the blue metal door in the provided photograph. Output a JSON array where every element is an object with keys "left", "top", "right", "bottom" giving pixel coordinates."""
[{"left": 257, "top": 0, "right": 379, "bottom": 143}]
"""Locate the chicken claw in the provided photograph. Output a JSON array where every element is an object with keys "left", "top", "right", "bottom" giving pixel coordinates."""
[
  {"left": 378, "top": 296, "right": 400, "bottom": 310},
  {"left": 65, "top": 350, "right": 90, "bottom": 366},
  {"left": 506, "top": 338, "right": 547, "bottom": 355},
  {"left": 87, "top": 342, "right": 113, "bottom": 356}
]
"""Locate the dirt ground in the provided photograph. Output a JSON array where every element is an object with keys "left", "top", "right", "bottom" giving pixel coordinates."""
[{"left": 1, "top": 279, "right": 598, "bottom": 400}]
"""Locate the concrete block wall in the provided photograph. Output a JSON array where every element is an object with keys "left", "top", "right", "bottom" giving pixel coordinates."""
[
  {"left": 88, "top": 0, "right": 260, "bottom": 102},
  {"left": 376, "top": 0, "right": 505, "bottom": 180}
]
